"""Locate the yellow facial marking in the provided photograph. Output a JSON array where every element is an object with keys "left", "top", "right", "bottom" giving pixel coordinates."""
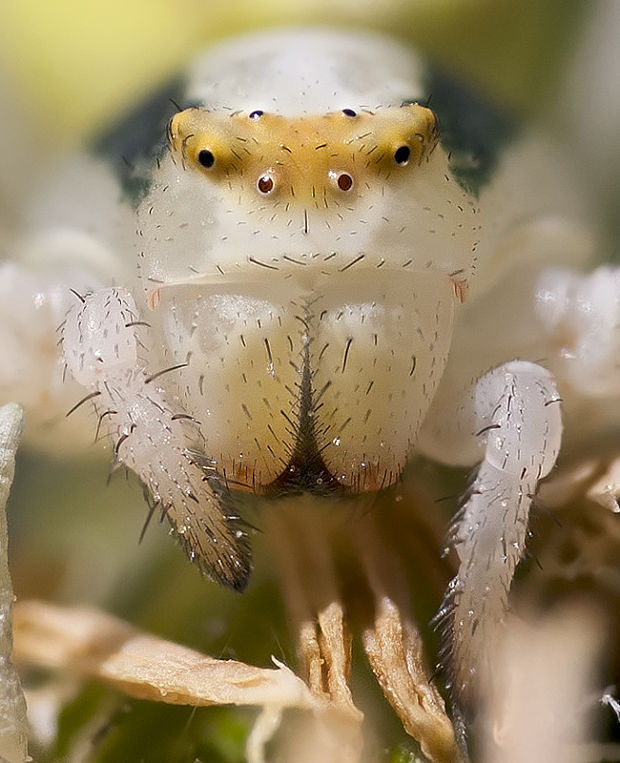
[{"left": 168, "top": 104, "right": 438, "bottom": 204}]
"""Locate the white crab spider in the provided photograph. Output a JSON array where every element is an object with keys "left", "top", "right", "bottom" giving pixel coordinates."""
[{"left": 2, "top": 28, "right": 619, "bottom": 726}]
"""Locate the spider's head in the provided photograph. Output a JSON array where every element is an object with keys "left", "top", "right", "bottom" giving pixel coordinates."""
[
  {"left": 167, "top": 104, "right": 438, "bottom": 207},
  {"left": 139, "top": 101, "right": 476, "bottom": 297}
]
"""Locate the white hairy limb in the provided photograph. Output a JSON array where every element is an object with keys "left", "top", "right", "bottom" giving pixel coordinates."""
[
  {"left": 425, "top": 361, "right": 562, "bottom": 702},
  {"left": 62, "top": 288, "right": 250, "bottom": 588}
]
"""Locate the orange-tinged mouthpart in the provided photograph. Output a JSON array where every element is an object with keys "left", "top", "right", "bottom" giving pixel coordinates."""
[{"left": 168, "top": 104, "right": 438, "bottom": 204}]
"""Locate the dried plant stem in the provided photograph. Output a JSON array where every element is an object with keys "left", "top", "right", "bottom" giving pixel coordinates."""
[
  {"left": 265, "top": 497, "right": 364, "bottom": 762},
  {"left": 0, "top": 403, "right": 29, "bottom": 763},
  {"left": 267, "top": 503, "right": 356, "bottom": 705},
  {"left": 265, "top": 504, "right": 331, "bottom": 695},
  {"left": 353, "top": 510, "right": 462, "bottom": 763},
  {"left": 265, "top": 495, "right": 462, "bottom": 763}
]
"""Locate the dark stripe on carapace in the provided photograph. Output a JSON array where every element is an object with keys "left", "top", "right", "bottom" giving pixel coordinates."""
[
  {"left": 412, "top": 64, "right": 519, "bottom": 196},
  {"left": 93, "top": 75, "right": 189, "bottom": 205}
]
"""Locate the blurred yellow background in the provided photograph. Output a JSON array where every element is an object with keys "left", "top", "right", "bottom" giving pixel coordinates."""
[{"left": 1, "top": 0, "right": 585, "bottom": 147}]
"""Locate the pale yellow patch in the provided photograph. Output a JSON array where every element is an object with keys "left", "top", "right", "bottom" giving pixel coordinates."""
[{"left": 169, "top": 104, "right": 438, "bottom": 205}]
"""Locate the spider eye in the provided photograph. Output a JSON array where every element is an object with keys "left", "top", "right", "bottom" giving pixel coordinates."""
[
  {"left": 257, "top": 174, "right": 275, "bottom": 194},
  {"left": 342, "top": 108, "right": 357, "bottom": 117},
  {"left": 337, "top": 173, "right": 354, "bottom": 191},
  {"left": 249, "top": 110, "right": 264, "bottom": 119},
  {"left": 198, "top": 149, "right": 215, "bottom": 168},
  {"left": 394, "top": 145, "right": 411, "bottom": 165}
]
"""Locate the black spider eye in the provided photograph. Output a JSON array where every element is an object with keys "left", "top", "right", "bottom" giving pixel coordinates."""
[
  {"left": 342, "top": 108, "right": 357, "bottom": 117},
  {"left": 394, "top": 145, "right": 411, "bottom": 165},
  {"left": 249, "top": 110, "right": 264, "bottom": 119},
  {"left": 198, "top": 149, "right": 215, "bottom": 168}
]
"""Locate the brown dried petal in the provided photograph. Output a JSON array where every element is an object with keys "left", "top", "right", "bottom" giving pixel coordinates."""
[
  {"left": 13, "top": 600, "right": 317, "bottom": 710},
  {"left": 363, "top": 595, "right": 462, "bottom": 763}
]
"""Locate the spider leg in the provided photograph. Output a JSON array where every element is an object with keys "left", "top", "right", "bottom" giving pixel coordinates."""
[
  {"left": 421, "top": 361, "right": 562, "bottom": 709},
  {"left": 62, "top": 287, "right": 251, "bottom": 590}
]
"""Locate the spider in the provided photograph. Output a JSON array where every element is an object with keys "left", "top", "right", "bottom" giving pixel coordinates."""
[{"left": 3, "top": 27, "right": 619, "bottom": 759}]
